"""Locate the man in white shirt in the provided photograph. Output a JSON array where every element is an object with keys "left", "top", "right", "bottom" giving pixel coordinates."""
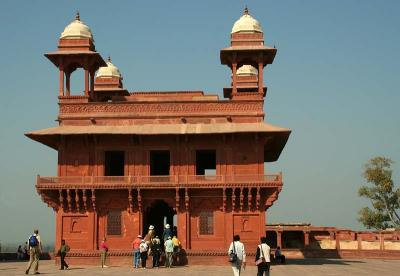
[
  {"left": 25, "top": 229, "right": 42, "bottom": 275},
  {"left": 228, "top": 235, "right": 246, "bottom": 276},
  {"left": 255, "top": 237, "right": 271, "bottom": 276}
]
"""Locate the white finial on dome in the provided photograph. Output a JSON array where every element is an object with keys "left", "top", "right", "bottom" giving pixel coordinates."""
[
  {"left": 231, "top": 7, "right": 263, "bottom": 34},
  {"left": 60, "top": 12, "right": 94, "bottom": 40},
  {"left": 96, "top": 56, "right": 122, "bottom": 79},
  {"left": 236, "top": 65, "right": 258, "bottom": 76}
]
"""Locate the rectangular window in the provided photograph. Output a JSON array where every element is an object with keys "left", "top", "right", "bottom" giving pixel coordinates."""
[
  {"left": 105, "top": 151, "right": 125, "bottom": 176},
  {"left": 196, "top": 150, "right": 216, "bottom": 175},
  {"left": 107, "top": 210, "right": 122, "bottom": 236},
  {"left": 199, "top": 211, "right": 214, "bottom": 235},
  {"left": 150, "top": 150, "right": 170, "bottom": 176}
]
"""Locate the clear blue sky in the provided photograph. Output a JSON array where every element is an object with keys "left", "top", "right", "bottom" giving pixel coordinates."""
[{"left": 0, "top": 0, "right": 399, "bottom": 246}]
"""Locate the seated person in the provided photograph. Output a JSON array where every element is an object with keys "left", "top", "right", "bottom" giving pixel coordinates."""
[{"left": 275, "top": 246, "right": 286, "bottom": 264}]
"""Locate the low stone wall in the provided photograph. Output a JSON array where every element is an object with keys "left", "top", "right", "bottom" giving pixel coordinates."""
[{"left": 383, "top": 241, "right": 400, "bottom": 250}]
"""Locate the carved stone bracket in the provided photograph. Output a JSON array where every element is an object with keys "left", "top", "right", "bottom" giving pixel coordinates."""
[
  {"left": 248, "top": 188, "right": 253, "bottom": 210},
  {"left": 59, "top": 189, "right": 64, "bottom": 210},
  {"left": 185, "top": 188, "right": 189, "bottom": 211},
  {"left": 75, "top": 189, "right": 80, "bottom": 212},
  {"left": 256, "top": 187, "right": 261, "bottom": 210},
  {"left": 66, "top": 189, "right": 72, "bottom": 211},
  {"left": 82, "top": 189, "right": 87, "bottom": 212},
  {"left": 128, "top": 189, "right": 133, "bottom": 213},
  {"left": 91, "top": 189, "right": 96, "bottom": 211},
  {"left": 265, "top": 188, "right": 281, "bottom": 209}
]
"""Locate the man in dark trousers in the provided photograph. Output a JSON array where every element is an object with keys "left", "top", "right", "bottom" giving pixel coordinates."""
[
  {"left": 59, "top": 239, "right": 70, "bottom": 270},
  {"left": 255, "top": 237, "right": 271, "bottom": 276}
]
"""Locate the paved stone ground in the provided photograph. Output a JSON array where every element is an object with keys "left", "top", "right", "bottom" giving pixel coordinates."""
[{"left": 1, "top": 259, "right": 400, "bottom": 275}]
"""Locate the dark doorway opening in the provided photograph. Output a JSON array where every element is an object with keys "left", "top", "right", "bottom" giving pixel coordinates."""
[
  {"left": 105, "top": 151, "right": 125, "bottom": 176},
  {"left": 143, "top": 200, "right": 176, "bottom": 239},
  {"left": 266, "top": 231, "right": 277, "bottom": 248},
  {"left": 282, "top": 231, "right": 304, "bottom": 249},
  {"left": 150, "top": 150, "right": 170, "bottom": 175},
  {"left": 196, "top": 150, "right": 216, "bottom": 175}
]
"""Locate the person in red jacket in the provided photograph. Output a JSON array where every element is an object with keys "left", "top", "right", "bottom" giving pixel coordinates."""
[
  {"left": 100, "top": 237, "right": 109, "bottom": 268},
  {"left": 132, "top": 235, "right": 142, "bottom": 268}
]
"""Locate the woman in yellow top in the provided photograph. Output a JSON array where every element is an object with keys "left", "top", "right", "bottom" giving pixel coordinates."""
[{"left": 172, "top": 236, "right": 181, "bottom": 265}]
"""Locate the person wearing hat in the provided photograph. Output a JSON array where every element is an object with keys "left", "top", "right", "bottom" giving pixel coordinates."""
[
  {"left": 132, "top": 234, "right": 142, "bottom": 268},
  {"left": 139, "top": 239, "right": 148, "bottom": 269},
  {"left": 162, "top": 224, "right": 172, "bottom": 243},
  {"left": 145, "top": 225, "right": 156, "bottom": 245},
  {"left": 164, "top": 236, "right": 174, "bottom": 268}
]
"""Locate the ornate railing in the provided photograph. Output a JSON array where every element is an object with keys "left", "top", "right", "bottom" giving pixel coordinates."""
[{"left": 36, "top": 173, "right": 282, "bottom": 189}]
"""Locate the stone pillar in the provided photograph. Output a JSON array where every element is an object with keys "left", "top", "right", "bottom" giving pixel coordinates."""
[
  {"left": 59, "top": 68, "right": 64, "bottom": 96},
  {"left": 380, "top": 232, "right": 384, "bottom": 250},
  {"left": 357, "top": 233, "right": 362, "bottom": 251},
  {"left": 90, "top": 70, "right": 95, "bottom": 96},
  {"left": 185, "top": 188, "right": 191, "bottom": 249},
  {"left": 84, "top": 69, "right": 89, "bottom": 97},
  {"left": 335, "top": 231, "right": 340, "bottom": 250},
  {"left": 55, "top": 210, "right": 63, "bottom": 250},
  {"left": 258, "top": 59, "right": 263, "bottom": 94},
  {"left": 65, "top": 72, "right": 71, "bottom": 96},
  {"left": 304, "top": 231, "right": 310, "bottom": 248},
  {"left": 91, "top": 211, "right": 98, "bottom": 250},
  {"left": 277, "top": 231, "right": 282, "bottom": 248},
  {"left": 232, "top": 62, "right": 237, "bottom": 95}
]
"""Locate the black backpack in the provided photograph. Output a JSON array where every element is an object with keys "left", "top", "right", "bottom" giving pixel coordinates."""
[{"left": 228, "top": 241, "right": 238, "bottom": 263}]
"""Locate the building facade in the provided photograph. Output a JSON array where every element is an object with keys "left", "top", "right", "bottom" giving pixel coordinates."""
[{"left": 26, "top": 9, "right": 290, "bottom": 263}]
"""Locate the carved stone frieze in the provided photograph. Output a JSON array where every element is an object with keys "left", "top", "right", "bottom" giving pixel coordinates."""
[{"left": 59, "top": 101, "right": 264, "bottom": 118}]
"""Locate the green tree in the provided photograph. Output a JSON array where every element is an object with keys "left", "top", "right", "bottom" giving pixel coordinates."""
[{"left": 358, "top": 157, "right": 400, "bottom": 230}]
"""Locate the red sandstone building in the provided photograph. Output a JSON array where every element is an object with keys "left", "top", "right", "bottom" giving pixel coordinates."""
[{"left": 26, "top": 9, "right": 291, "bottom": 262}]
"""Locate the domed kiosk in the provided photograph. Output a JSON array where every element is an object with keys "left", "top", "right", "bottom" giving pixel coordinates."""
[
  {"left": 45, "top": 12, "right": 106, "bottom": 98},
  {"left": 221, "top": 7, "right": 276, "bottom": 99},
  {"left": 94, "top": 56, "right": 128, "bottom": 101}
]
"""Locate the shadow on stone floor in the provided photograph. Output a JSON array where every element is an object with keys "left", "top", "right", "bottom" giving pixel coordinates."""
[{"left": 282, "top": 258, "right": 365, "bottom": 266}]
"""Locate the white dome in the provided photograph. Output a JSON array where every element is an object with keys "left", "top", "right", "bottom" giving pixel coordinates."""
[
  {"left": 231, "top": 8, "right": 263, "bottom": 34},
  {"left": 60, "top": 13, "right": 93, "bottom": 40},
  {"left": 96, "top": 58, "right": 122, "bottom": 79},
  {"left": 236, "top": 65, "right": 258, "bottom": 76}
]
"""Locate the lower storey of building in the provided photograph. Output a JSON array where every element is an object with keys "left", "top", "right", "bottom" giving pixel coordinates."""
[{"left": 54, "top": 189, "right": 268, "bottom": 254}]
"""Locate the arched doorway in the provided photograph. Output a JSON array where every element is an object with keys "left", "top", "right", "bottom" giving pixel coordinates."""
[{"left": 143, "top": 200, "right": 176, "bottom": 239}]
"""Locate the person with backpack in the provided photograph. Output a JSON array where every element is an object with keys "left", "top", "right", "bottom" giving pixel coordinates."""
[
  {"left": 58, "top": 239, "right": 70, "bottom": 270},
  {"left": 25, "top": 229, "right": 42, "bottom": 275},
  {"left": 139, "top": 239, "right": 148, "bottom": 269},
  {"left": 228, "top": 235, "right": 246, "bottom": 276}
]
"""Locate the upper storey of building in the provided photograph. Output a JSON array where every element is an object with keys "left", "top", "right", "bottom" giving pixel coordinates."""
[{"left": 26, "top": 9, "right": 290, "bottom": 162}]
